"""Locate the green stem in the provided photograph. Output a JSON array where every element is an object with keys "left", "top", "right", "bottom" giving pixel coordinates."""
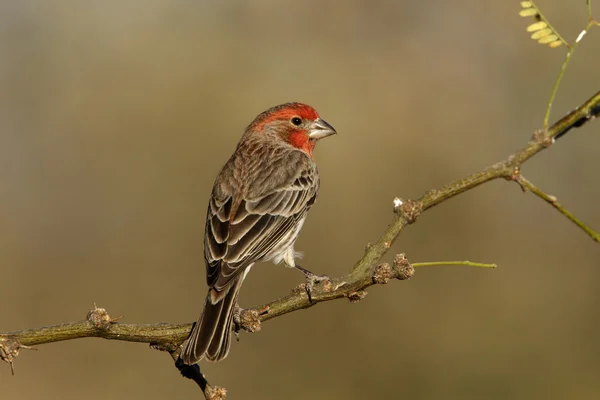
[
  {"left": 516, "top": 175, "right": 600, "bottom": 242},
  {"left": 543, "top": 20, "right": 595, "bottom": 131},
  {"left": 412, "top": 261, "right": 497, "bottom": 268},
  {"left": 543, "top": 50, "right": 573, "bottom": 131}
]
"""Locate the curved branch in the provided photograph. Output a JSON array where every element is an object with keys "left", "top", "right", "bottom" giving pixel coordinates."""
[{"left": 2, "top": 90, "right": 599, "bottom": 399}]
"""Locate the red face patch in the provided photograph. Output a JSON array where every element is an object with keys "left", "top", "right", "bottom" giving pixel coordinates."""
[{"left": 287, "top": 129, "right": 315, "bottom": 155}]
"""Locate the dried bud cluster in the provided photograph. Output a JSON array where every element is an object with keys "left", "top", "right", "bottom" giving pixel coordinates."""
[
  {"left": 237, "top": 309, "right": 262, "bottom": 333},
  {"left": 0, "top": 337, "right": 34, "bottom": 375},
  {"left": 400, "top": 200, "right": 422, "bottom": 223},
  {"left": 86, "top": 306, "right": 112, "bottom": 329},
  {"left": 373, "top": 263, "right": 393, "bottom": 284},
  {"left": 346, "top": 290, "right": 367, "bottom": 303},
  {"left": 394, "top": 253, "right": 414, "bottom": 280},
  {"left": 206, "top": 385, "right": 228, "bottom": 400}
]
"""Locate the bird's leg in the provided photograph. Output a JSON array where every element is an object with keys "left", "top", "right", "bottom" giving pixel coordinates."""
[
  {"left": 295, "top": 265, "right": 330, "bottom": 303},
  {"left": 232, "top": 304, "right": 243, "bottom": 341}
]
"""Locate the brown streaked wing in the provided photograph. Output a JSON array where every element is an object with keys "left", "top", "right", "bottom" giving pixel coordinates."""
[{"left": 204, "top": 152, "right": 319, "bottom": 292}]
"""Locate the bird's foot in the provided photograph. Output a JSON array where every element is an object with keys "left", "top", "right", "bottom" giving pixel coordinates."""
[{"left": 296, "top": 265, "right": 330, "bottom": 303}]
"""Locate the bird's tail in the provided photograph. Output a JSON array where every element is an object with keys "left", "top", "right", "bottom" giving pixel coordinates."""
[{"left": 180, "top": 274, "right": 243, "bottom": 364}]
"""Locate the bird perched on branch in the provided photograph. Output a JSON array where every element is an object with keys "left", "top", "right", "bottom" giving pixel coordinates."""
[{"left": 180, "top": 102, "right": 337, "bottom": 364}]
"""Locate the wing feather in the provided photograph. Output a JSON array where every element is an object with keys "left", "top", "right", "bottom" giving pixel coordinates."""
[{"left": 204, "top": 149, "right": 318, "bottom": 293}]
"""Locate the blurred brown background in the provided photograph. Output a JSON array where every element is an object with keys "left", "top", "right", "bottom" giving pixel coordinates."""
[{"left": 1, "top": 1, "right": 599, "bottom": 399}]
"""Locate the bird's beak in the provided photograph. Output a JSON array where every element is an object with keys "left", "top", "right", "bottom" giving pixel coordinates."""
[{"left": 308, "top": 118, "right": 337, "bottom": 140}]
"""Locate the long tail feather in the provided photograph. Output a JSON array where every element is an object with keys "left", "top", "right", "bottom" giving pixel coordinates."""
[{"left": 180, "top": 274, "right": 243, "bottom": 364}]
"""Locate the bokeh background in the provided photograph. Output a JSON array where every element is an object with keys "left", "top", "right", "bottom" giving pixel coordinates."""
[{"left": 1, "top": 1, "right": 599, "bottom": 399}]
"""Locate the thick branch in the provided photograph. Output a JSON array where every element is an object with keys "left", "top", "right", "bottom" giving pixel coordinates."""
[{"left": 1, "top": 308, "right": 190, "bottom": 349}]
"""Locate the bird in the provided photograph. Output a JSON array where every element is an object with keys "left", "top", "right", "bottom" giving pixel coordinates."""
[{"left": 180, "top": 102, "right": 337, "bottom": 364}]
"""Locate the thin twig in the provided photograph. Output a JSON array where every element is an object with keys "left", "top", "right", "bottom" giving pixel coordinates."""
[
  {"left": 542, "top": 0, "right": 600, "bottom": 131},
  {"left": 413, "top": 261, "right": 497, "bottom": 268},
  {"left": 516, "top": 175, "right": 600, "bottom": 242}
]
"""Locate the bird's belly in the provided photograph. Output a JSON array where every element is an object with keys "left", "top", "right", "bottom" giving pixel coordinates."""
[{"left": 261, "top": 217, "right": 306, "bottom": 267}]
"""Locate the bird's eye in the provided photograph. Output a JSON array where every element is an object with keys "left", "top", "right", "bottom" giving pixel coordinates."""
[{"left": 291, "top": 117, "right": 302, "bottom": 126}]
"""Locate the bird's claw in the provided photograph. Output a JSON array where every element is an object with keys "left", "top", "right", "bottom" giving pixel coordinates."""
[{"left": 296, "top": 265, "right": 330, "bottom": 303}]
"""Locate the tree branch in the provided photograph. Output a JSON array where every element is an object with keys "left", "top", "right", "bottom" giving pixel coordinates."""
[
  {"left": 2, "top": 90, "right": 599, "bottom": 398},
  {"left": 515, "top": 175, "right": 600, "bottom": 242}
]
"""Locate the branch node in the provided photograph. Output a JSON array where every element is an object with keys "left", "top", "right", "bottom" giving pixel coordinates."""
[
  {"left": 346, "top": 290, "right": 367, "bottom": 303},
  {"left": 532, "top": 128, "right": 554, "bottom": 147},
  {"left": 510, "top": 165, "right": 521, "bottom": 180},
  {"left": 373, "top": 263, "right": 393, "bottom": 284},
  {"left": 393, "top": 254, "right": 414, "bottom": 280},
  {"left": 509, "top": 167, "right": 527, "bottom": 192},
  {"left": 399, "top": 199, "right": 422, "bottom": 223},
  {"left": 0, "top": 337, "right": 36, "bottom": 375},
  {"left": 205, "top": 385, "right": 228, "bottom": 400},
  {"left": 234, "top": 306, "right": 267, "bottom": 334},
  {"left": 86, "top": 306, "right": 114, "bottom": 330}
]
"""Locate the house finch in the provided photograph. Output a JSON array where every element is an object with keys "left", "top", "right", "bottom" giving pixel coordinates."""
[{"left": 180, "top": 102, "right": 337, "bottom": 364}]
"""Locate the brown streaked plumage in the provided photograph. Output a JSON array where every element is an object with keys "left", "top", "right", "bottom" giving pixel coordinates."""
[{"left": 180, "top": 103, "right": 337, "bottom": 364}]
